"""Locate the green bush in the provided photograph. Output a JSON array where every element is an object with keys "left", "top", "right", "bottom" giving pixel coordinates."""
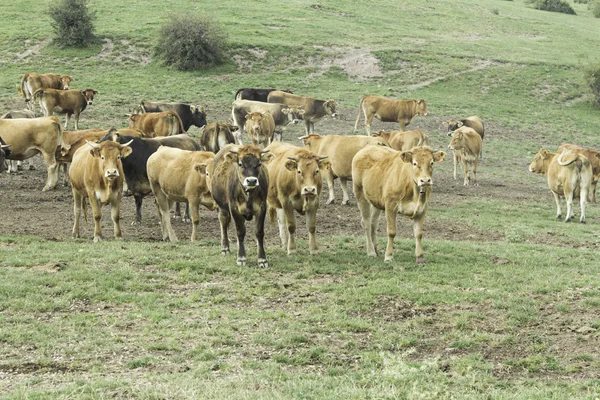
[
  {"left": 574, "top": 0, "right": 588, "bottom": 3},
  {"left": 48, "top": 0, "right": 97, "bottom": 48},
  {"left": 584, "top": 63, "right": 600, "bottom": 108},
  {"left": 527, "top": 0, "right": 577, "bottom": 14},
  {"left": 153, "top": 14, "right": 228, "bottom": 71},
  {"left": 590, "top": 0, "right": 600, "bottom": 17}
]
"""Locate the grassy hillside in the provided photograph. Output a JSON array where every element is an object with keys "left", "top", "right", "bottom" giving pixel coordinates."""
[{"left": 2, "top": 0, "right": 600, "bottom": 398}]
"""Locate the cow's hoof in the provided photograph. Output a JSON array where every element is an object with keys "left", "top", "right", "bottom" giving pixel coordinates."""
[
  {"left": 93, "top": 236, "right": 103, "bottom": 243},
  {"left": 258, "top": 259, "right": 269, "bottom": 268},
  {"left": 384, "top": 256, "right": 394, "bottom": 262},
  {"left": 183, "top": 218, "right": 191, "bottom": 223},
  {"left": 72, "top": 233, "right": 79, "bottom": 239},
  {"left": 326, "top": 198, "right": 335, "bottom": 205},
  {"left": 131, "top": 221, "right": 141, "bottom": 226},
  {"left": 28, "top": 165, "right": 36, "bottom": 171},
  {"left": 367, "top": 251, "right": 377, "bottom": 258},
  {"left": 42, "top": 186, "right": 51, "bottom": 192},
  {"left": 416, "top": 256, "right": 425, "bottom": 265},
  {"left": 237, "top": 257, "right": 246, "bottom": 267},
  {"left": 221, "top": 249, "right": 230, "bottom": 255},
  {"left": 342, "top": 200, "right": 350, "bottom": 206},
  {"left": 580, "top": 219, "right": 586, "bottom": 224},
  {"left": 115, "top": 236, "right": 124, "bottom": 241},
  {"left": 17, "top": 165, "right": 23, "bottom": 171},
  {"left": 287, "top": 249, "right": 297, "bottom": 255}
]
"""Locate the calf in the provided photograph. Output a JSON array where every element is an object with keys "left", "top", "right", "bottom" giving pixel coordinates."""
[
  {"left": 529, "top": 149, "right": 593, "bottom": 223},
  {"left": 371, "top": 129, "right": 429, "bottom": 151},
  {"left": 34, "top": 88, "right": 97, "bottom": 130},
  {"left": 300, "top": 133, "right": 386, "bottom": 205},
  {"left": 235, "top": 88, "right": 293, "bottom": 102},
  {"left": 245, "top": 111, "right": 275, "bottom": 148},
  {"left": 231, "top": 100, "right": 304, "bottom": 143},
  {"left": 147, "top": 147, "right": 216, "bottom": 241},
  {"left": 19, "top": 72, "right": 73, "bottom": 113},
  {"left": 265, "top": 142, "right": 330, "bottom": 255},
  {"left": 557, "top": 143, "right": 600, "bottom": 203},
  {"left": 127, "top": 111, "right": 185, "bottom": 137},
  {"left": 352, "top": 145, "right": 446, "bottom": 263},
  {"left": 69, "top": 139, "right": 133, "bottom": 242},
  {"left": 138, "top": 101, "right": 207, "bottom": 131},
  {"left": 354, "top": 95, "right": 428, "bottom": 134},
  {"left": 448, "top": 126, "right": 483, "bottom": 186},
  {"left": 211, "top": 144, "right": 272, "bottom": 267},
  {"left": 267, "top": 91, "right": 337, "bottom": 134},
  {"left": 199, "top": 122, "right": 237, "bottom": 153}
]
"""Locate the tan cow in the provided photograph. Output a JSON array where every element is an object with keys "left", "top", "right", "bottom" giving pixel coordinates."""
[
  {"left": 0, "top": 116, "right": 67, "bottom": 190},
  {"left": 448, "top": 127, "right": 483, "bottom": 186},
  {"left": 1, "top": 109, "right": 37, "bottom": 172},
  {"left": 352, "top": 145, "right": 446, "bottom": 263},
  {"left": 33, "top": 88, "right": 97, "bottom": 130},
  {"left": 267, "top": 91, "right": 337, "bottom": 134},
  {"left": 231, "top": 100, "right": 304, "bottom": 143},
  {"left": 556, "top": 143, "right": 600, "bottom": 203},
  {"left": 199, "top": 122, "right": 237, "bottom": 153},
  {"left": 299, "top": 133, "right": 386, "bottom": 205},
  {"left": 18, "top": 72, "right": 73, "bottom": 113},
  {"left": 147, "top": 147, "right": 216, "bottom": 242},
  {"left": 245, "top": 111, "right": 276, "bottom": 148},
  {"left": 69, "top": 139, "right": 133, "bottom": 242},
  {"left": 127, "top": 111, "right": 185, "bottom": 137},
  {"left": 265, "top": 142, "right": 330, "bottom": 255},
  {"left": 529, "top": 149, "right": 593, "bottom": 223},
  {"left": 354, "top": 95, "right": 428, "bottom": 134},
  {"left": 444, "top": 116, "right": 484, "bottom": 140},
  {"left": 371, "top": 129, "right": 429, "bottom": 151}
]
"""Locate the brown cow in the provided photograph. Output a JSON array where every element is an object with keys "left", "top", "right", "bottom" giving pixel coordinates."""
[
  {"left": 69, "top": 139, "right": 133, "bottom": 242},
  {"left": 267, "top": 91, "right": 337, "bottom": 134},
  {"left": 299, "top": 133, "right": 386, "bottom": 205},
  {"left": 147, "top": 147, "right": 216, "bottom": 242},
  {"left": 18, "top": 72, "right": 73, "bottom": 113},
  {"left": 444, "top": 116, "right": 485, "bottom": 140},
  {"left": 354, "top": 95, "right": 428, "bottom": 134},
  {"left": 352, "top": 145, "right": 446, "bottom": 263},
  {"left": 127, "top": 111, "right": 185, "bottom": 137},
  {"left": 0, "top": 116, "right": 67, "bottom": 190},
  {"left": 231, "top": 100, "right": 304, "bottom": 143},
  {"left": 448, "top": 127, "right": 483, "bottom": 186},
  {"left": 371, "top": 129, "right": 429, "bottom": 151},
  {"left": 529, "top": 149, "right": 593, "bottom": 223},
  {"left": 245, "top": 111, "right": 276, "bottom": 148},
  {"left": 199, "top": 122, "right": 237, "bottom": 153},
  {"left": 33, "top": 88, "right": 97, "bottom": 130},
  {"left": 556, "top": 143, "right": 600, "bottom": 203},
  {"left": 211, "top": 144, "right": 272, "bottom": 267},
  {"left": 265, "top": 142, "right": 330, "bottom": 255}
]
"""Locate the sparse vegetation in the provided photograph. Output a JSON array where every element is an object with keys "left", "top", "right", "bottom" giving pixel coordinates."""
[
  {"left": 48, "top": 0, "right": 97, "bottom": 48},
  {"left": 527, "top": 0, "right": 577, "bottom": 14},
  {"left": 584, "top": 63, "right": 600, "bottom": 107}
]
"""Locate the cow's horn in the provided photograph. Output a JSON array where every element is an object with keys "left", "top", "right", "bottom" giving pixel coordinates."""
[
  {"left": 287, "top": 156, "right": 298, "bottom": 161},
  {"left": 1, "top": 144, "right": 11, "bottom": 149},
  {"left": 229, "top": 148, "right": 239, "bottom": 154},
  {"left": 298, "top": 135, "right": 309, "bottom": 140},
  {"left": 261, "top": 149, "right": 271, "bottom": 154},
  {"left": 120, "top": 139, "right": 134, "bottom": 148},
  {"left": 318, "top": 155, "right": 328, "bottom": 160},
  {"left": 86, "top": 140, "right": 100, "bottom": 148}
]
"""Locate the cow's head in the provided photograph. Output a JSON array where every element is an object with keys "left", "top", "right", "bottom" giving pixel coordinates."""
[
  {"left": 416, "top": 99, "right": 428, "bottom": 117},
  {"left": 190, "top": 104, "right": 208, "bottom": 128},
  {"left": 226, "top": 145, "right": 272, "bottom": 192},
  {"left": 60, "top": 75, "right": 74, "bottom": 90},
  {"left": 245, "top": 112, "right": 268, "bottom": 137},
  {"left": 371, "top": 130, "right": 392, "bottom": 143},
  {"left": 448, "top": 129, "right": 469, "bottom": 152},
  {"left": 444, "top": 119, "right": 462, "bottom": 135},
  {"left": 81, "top": 89, "right": 98, "bottom": 106},
  {"left": 282, "top": 105, "right": 304, "bottom": 125},
  {"left": 0, "top": 137, "right": 11, "bottom": 173},
  {"left": 298, "top": 134, "right": 323, "bottom": 150},
  {"left": 400, "top": 146, "right": 445, "bottom": 193},
  {"left": 285, "top": 151, "right": 330, "bottom": 208},
  {"left": 324, "top": 100, "right": 337, "bottom": 118},
  {"left": 87, "top": 139, "right": 133, "bottom": 180},
  {"left": 529, "top": 149, "right": 554, "bottom": 175}
]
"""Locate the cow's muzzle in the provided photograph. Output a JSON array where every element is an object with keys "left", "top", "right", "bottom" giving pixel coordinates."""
[
  {"left": 63, "top": 86, "right": 70, "bottom": 90},
  {"left": 417, "top": 178, "right": 432, "bottom": 193},
  {"left": 87, "top": 101, "right": 93, "bottom": 105},
  {"left": 301, "top": 186, "right": 318, "bottom": 197},
  {"left": 243, "top": 177, "right": 259, "bottom": 191},
  {"left": 105, "top": 169, "right": 120, "bottom": 179}
]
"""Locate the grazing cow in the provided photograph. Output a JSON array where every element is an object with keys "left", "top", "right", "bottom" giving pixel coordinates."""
[
  {"left": 137, "top": 101, "right": 207, "bottom": 132},
  {"left": 147, "top": 147, "right": 216, "bottom": 241},
  {"left": 199, "top": 122, "right": 237, "bottom": 153},
  {"left": 557, "top": 143, "right": 600, "bottom": 203},
  {"left": 265, "top": 142, "right": 330, "bottom": 255},
  {"left": 100, "top": 133, "right": 199, "bottom": 224},
  {"left": 529, "top": 149, "right": 593, "bottom": 223},
  {"left": 448, "top": 126, "right": 483, "bottom": 186},
  {"left": 231, "top": 100, "right": 304, "bottom": 143},
  {"left": 0, "top": 137, "right": 11, "bottom": 173},
  {"left": 354, "top": 95, "right": 428, "bottom": 134},
  {"left": 211, "top": 144, "right": 272, "bottom": 267},
  {"left": 235, "top": 88, "right": 293, "bottom": 102},
  {"left": 127, "top": 111, "right": 185, "bottom": 137},
  {"left": 69, "top": 139, "right": 133, "bottom": 242},
  {"left": 352, "top": 145, "right": 446, "bottom": 263},
  {"left": 445, "top": 116, "right": 485, "bottom": 140},
  {"left": 267, "top": 91, "right": 337, "bottom": 134},
  {"left": 33, "top": 88, "right": 97, "bottom": 130},
  {"left": 1, "top": 109, "right": 37, "bottom": 171},
  {"left": 299, "top": 134, "right": 386, "bottom": 205},
  {"left": 245, "top": 111, "right": 275, "bottom": 148},
  {"left": 371, "top": 129, "right": 429, "bottom": 151},
  {"left": 18, "top": 72, "right": 73, "bottom": 113},
  {"left": 0, "top": 116, "right": 67, "bottom": 190}
]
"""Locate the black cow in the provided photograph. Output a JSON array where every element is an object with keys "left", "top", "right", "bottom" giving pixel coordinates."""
[
  {"left": 211, "top": 144, "right": 272, "bottom": 267},
  {"left": 138, "top": 101, "right": 207, "bottom": 132},
  {"left": 0, "top": 137, "right": 12, "bottom": 173},
  {"left": 234, "top": 88, "right": 293, "bottom": 103},
  {"left": 100, "top": 133, "right": 200, "bottom": 224}
]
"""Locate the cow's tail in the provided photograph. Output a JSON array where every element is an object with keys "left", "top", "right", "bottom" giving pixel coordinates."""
[
  {"left": 173, "top": 112, "right": 185, "bottom": 134},
  {"left": 19, "top": 74, "right": 29, "bottom": 100},
  {"left": 577, "top": 155, "right": 594, "bottom": 202},
  {"left": 354, "top": 95, "right": 366, "bottom": 131},
  {"left": 234, "top": 88, "right": 244, "bottom": 101},
  {"left": 51, "top": 116, "right": 70, "bottom": 154}
]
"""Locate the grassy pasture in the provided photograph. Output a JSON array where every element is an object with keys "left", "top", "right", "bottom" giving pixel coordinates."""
[{"left": 1, "top": 0, "right": 600, "bottom": 398}]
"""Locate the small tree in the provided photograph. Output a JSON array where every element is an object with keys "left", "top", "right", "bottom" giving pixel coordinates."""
[
  {"left": 49, "top": 0, "right": 97, "bottom": 48},
  {"left": 584, "top": 63, "right": 600, "bottom": 108},
  {"left": 154, "top": 14, "right": 228, "bottom": 71},
  {"left": 527, "top": 0, "right": 577, "bottom": 14}
]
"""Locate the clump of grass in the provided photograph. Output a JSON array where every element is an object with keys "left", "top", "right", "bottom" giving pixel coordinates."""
[{"left": 584, "top": 63, "right": 600, "bottom": 108}]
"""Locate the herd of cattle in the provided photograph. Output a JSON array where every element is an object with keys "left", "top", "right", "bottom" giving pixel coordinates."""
[{"left": 1, "top": 72, "right": 599, "bottom": 266}]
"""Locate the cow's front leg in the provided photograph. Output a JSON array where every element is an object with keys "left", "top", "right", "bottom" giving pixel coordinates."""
[
  {"left": 255, "top": 206, "right": 269, "bottom": 267},
  {"left": 72, "top": 190, "right": 83, "bottom": 238},
  {"left": 340, "top": 178, "right": 351, "bottom": 205},
  {"left": 283, "top": 205, "right": 297, "bottom": 255},
  {"left": 218, "top": 208, "right": 231, "bottom": 255},
  {"left": 276, "top": 208, "right": 288, "bottom": 248},
  {"left": 232, "top": 213, "right": 247, "bottom": 266},
  {"left": 306, "top": 207, "right": 318, "bottom": 255},
  {"left": 413, "top": 215, "right": 425, "bottom": 264},
  {"left": 111, "top": 198, "right": 123, "bottom": 240},
  {"left": 88, "top": 194, "right": 103, "bottom": 242},
  {"left": 384, "top": 204, "right": 397, "bottom": 262}
]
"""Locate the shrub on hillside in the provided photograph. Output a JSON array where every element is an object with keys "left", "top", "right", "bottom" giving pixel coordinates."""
[
  {"left": 584, "top": 64, "right": 600, "bottom": 108},
  {"left": 154, "top": 14, "right": 228, "bottom": 71},
  {"left": 574, "top": 0, "right": 588, "bottom": 3},
  {"left": 590, "top": 0, "right": 600, "bottom": 17},
  {"left": 527, "top": 0, "right": 577, "bottom": 14},
  {"left": 49, "top": 0, "right": 97, "bottom": 47}
]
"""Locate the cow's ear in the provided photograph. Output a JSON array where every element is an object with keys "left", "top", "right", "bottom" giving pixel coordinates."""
[
  {"left": 90, "top": 148, "right": 101, "bottom": 157},
  {"left": 540, "top": 149, "right": 550, "bottom": 159},
  {"left": 400, "top": 151, "right": 413, "bottom": 164},
  {"left": 285, "top": 159, "right": 297, "bottom": 171},
  {"left": 281, "top": 108, "right": 290, "bottom": 115},
  {"left": 298, "top": 109, "right": 305, "bottom": 115},
  {"left": 190, "top": 105, "right": 197, "bottom": 113},
  {"left": 225, "top": 151, "right": 238, "bottom": 163},
  {"left": 261, "top": 152, "right": 274, "bottom": 163},
  {"left": 80, "top": 90, "right": 85, "bottom": 95},
  {"left": 93, "top": 90, "right": 98, "bottom": 95},
  {"left": 120, "top": 146, "right": 133, "bottom": 158},
  {"left": 245, "top": 113, "right": 252, "bottom": 120},
  {"left": 194, "top": 163, "right": 207, "bottom": 175},
  {"left": 318, "top": 158, "right": 331, "bottom": 170},
  {"left": 457, "top": 121, "right": 463, "bottom": 128},
  {"left": 433, "top": 151, "right": 446, "bottom": 163}
]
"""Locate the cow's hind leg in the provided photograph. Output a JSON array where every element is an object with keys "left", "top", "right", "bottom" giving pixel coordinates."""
[
  {"left": 563, "top": 185, "right": 574, "bottom": 222},
  {"left": 72, "top": 190, "right": 83, "bottom": 238},
  {"left": 276, "top": 208, "right": 288, "bottom": 249},
  {"left": 552, "top": 191, "right": 562, "bottom": 220},
  {"left": 41, "top": 152, "right": 59, "bottom": 191},
  {"left": 355, "top": 183, "right": 376, "bottom": 257},
  {"left": 324, "top": 169, "right": 336, "bottom": 205},
  {"left": 370, "top": 206, "right": 382, "bottom": 256},
  {"left": 133, "top": 195, "right": 144, "bottom": 225},
  {"left": 189, "top": 199, "right": 201, "bottom": 241},
  {"left": 340, "top": 178, "right": 351, "bottom": 205},
  {"left": 155, "top": 190, "right": 177, "bottom": 241}
]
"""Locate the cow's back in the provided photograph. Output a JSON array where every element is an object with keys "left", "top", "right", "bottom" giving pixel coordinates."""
[{"left": 318, "top": 135, "right": 384, "bottom": 178}]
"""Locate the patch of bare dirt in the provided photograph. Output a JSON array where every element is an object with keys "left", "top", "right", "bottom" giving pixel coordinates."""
[{"left": 309, "top": 48, "right": 383, "bottom": 81}]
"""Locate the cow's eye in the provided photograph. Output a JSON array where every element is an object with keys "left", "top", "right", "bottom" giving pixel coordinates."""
[
  {"left": 101, "top": 156, "right": 105, "bottom": 160},
  {"left": 413, "top": 162, "right": 418, "bottom": 167},
  {"left": 297, "top": 170, "right": 302, "bottom": 174},
  {"left": 315, "top": 169, "right": 319, "bottom": 174},
  {"left": 117, "top": 155, "right": 121, "bottom": 160},
  {"left": 238, "top": 162, "right": 242, "bottom": 167}
]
